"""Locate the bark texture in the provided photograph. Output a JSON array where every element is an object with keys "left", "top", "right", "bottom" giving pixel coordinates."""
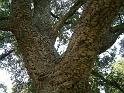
[
  {"left": 8, "top": 0, "right": 123, "bottom": 93},
  {"left": 11, "top": 0, "right": 58, "bottom": 92},
  {"left": 48, "top": 0, "right": 123, "bottom": 93}
]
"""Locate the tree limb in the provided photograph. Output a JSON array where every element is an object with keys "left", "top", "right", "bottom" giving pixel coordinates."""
[
  {"left": 50, "top": 0, "right": 123, "bottom": 92},
  {"left": 11, "top": 0, "right": 60, "bottom": 88},
  {"left": 91, "top": 70, "right": 124, "bottom": 93},
  {"left": 50, "top": 11, "right": 59, "bottom": 19},
  {"left": 98, "top": 23, "right": 124, "bottom": 54},
  {"left": 53, "top": 0, "right": 87, "bottom": 36},
  {"left": 50, "top": 11, "right": 75, "bottom": 25}
]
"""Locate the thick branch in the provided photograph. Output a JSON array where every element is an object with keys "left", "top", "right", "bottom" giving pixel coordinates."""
[
  {"left": 0, "top": 49, "right": 14, "bottom": 60},
  {"left": 49, "top": 0, "right": 123, "bottom": 93},
  {"left": 92, "top": 70, "right": 124, "bottom": 93},
  {"left": 33, "top": 0, "right": 56, "bottom": 40},
  {"left": 53, "top": 0, "right": 87, "bottom": 36},
  {"left": 11, "top": 1, "right": 59, "bottom": 90},
  {"left": 0, "top": 16, "right": 11, "bottom": 31},
  {"left": 99, "top": 23, "right": 124, "bottom": 54},
  {"left": 33, "top": 0, "right": 60, "bottom": 58}
]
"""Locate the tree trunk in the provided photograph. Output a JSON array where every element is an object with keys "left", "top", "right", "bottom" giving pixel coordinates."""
[{"left": 10, "top": 0, "right": 123, "bottom": 93}]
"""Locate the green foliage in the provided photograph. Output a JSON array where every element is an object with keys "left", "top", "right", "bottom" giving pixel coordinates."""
[
  {"left": 112, "top": 58, "right": 124, "bottom": 74},
  {"left": 90, "top": 75, "right": 100, "bottom": 93},
  {"left": 11, "top": 79, "right": 37, "bottom": 93},
  {"left": 0, "top": 0, "right": 10, "bottom": 19},
  {"left": 0, "top": 32, "right": 15, "bottom": 48},
  {"left": 0, "top": 0, "right": 5, "bottom": 4},
  {"left": 112, "top": 6, "right": 124, "bottom": 26},
  {"left": 27, "top": 80, "right": 37, "bottom": 93}
]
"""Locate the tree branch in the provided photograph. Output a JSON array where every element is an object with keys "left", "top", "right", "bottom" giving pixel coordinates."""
[
  {"left": 50, "top": 0, "right": 123, "bottom": 92},
  {"left": 0, "top": 49, "right": 14, "bottom": 60},
  {"left": 53, "top": 0, "right": 87, "bottom": 36},
  {"left": 91, "top": 70, "right": 124, "bottom": 93},
  {"left": 11, "top": 0, "right": 60, "bottom": 86},
  {"left": 0, "top": 16, "right": 11, "bottom": 31},
  {"left": 50, "top": 11, "right": 59, "bottom": 19},
  {"left": 50, "top": 11, "right": 75, "bottom": 25},
  {"left": 33, "top": 0, "right": 60, "bottom": 59},
  {"left": 111, "top": 23, "right": 124, "bottom": 33},
  {"left": 98, "top": 23, "right": 124, "bottom": 54}
]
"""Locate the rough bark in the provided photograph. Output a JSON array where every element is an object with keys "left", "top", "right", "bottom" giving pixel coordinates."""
[
  {"left": 32, "top": 0, "right": 59, "bottom": 55},
  {"left": 10, "top": 0, "right": 58, "bottom": 92},
  {"left": 48, "top": 0, "right": 123, "bottom": 93},
  {"left": 9, "top": 0, "right": 124, "bottom": 93},
  {"left": 33, "top": 0, "right": 53, "bottom": 38}
]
